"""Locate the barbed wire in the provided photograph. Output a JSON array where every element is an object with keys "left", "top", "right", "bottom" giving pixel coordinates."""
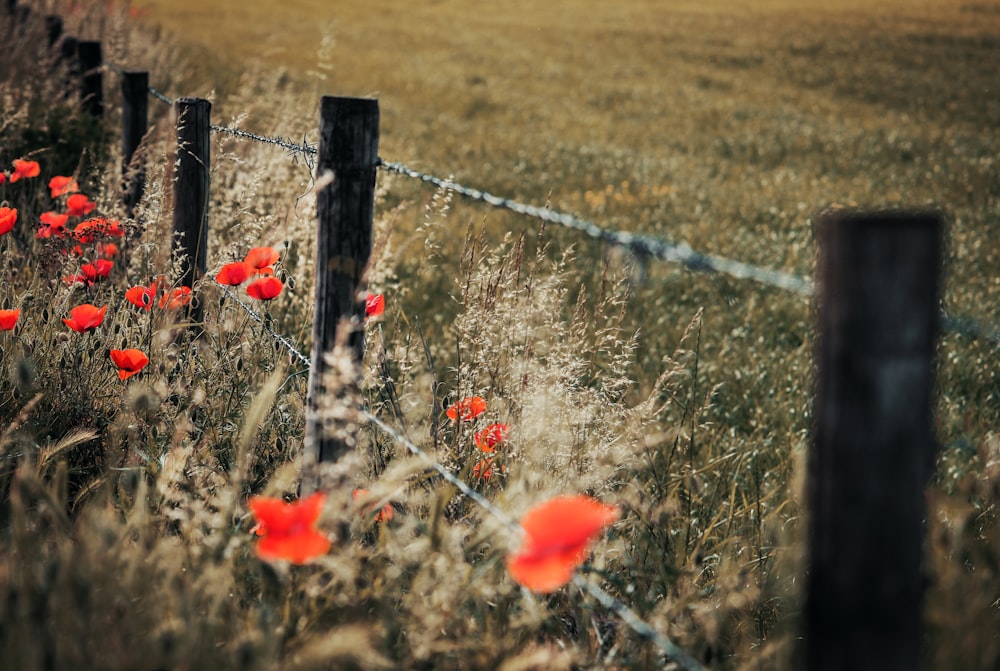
[
  {"left": 378, "top": 159, "right": 815, "bottom": 295},
  {"left": 112, "top": 68, "right": 997, "bottom": 345},
  {"left": 209, "top": 124, "right": 317, "bottom": 165},
  {"left": 220, "top": 286, "right": 704, "bottom": 670}
]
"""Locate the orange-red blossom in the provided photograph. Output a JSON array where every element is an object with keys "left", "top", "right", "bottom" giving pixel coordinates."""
[
  {"left": 248, "top": 492, "right": 330, "bottom": 564},
  {"left": 110, "top": 349, "right": 149, "bottom": 381},
  {"left": 506, "top": 495, "right": 620, "bottom": 593},
  {"left": 63, "top": 304, "right": 107, "bottom": 332},
  {"left": 446, "top": 396, "right": 487, "bottom": 422},
  {"left": 0, "top": 207, "right": 16, "bottom": 236},
  {"left": 0, "top": 309, "right": 19, "bottom": 331}
]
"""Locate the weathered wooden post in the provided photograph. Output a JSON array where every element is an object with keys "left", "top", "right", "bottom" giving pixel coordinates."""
[
  {"left": 77, "top": 40, "right": 102, "bottom": 117},
  {"left": 44, "top": 14, "right": 62, "bottom": 47},
  {"left": 803, "top": 210, "right": 943, "bottom": 671},
  {"left": 172, "top": 97, "right": 211, "bottom": 326},
  {"left": 304, "top": 96, "right": 379, "bottom": 469},
  {"left": 121, "top": 71, "right": 148, "bottom": 216}
]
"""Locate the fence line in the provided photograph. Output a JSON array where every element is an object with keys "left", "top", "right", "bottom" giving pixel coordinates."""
[
  {"left": 221, "top": 283, "right": 706, "bottom": 671},
  {"left": 109, "top": 67, "right": 1000, "bottom": 349}
]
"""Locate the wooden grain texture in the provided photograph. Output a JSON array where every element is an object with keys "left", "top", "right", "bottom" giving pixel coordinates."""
[
  {"left": 121, "top": 71, "right": 148, "bottom": 217},
  {"left": 305, "top": 96, "right": 379, "bottom": 467},
  {"left": 172, "top": 97, "right": 211, "bottom": 325},
  {"left": 803, "top": 210, "right": 943, "bottom": 671}
]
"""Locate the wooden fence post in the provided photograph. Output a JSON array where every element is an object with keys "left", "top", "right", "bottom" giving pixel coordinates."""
[
  {"left": 121, "top": 71, "right": 148, "bottom": 216},
  {"left": 803, "top": 210, "right": 943, "bottom": 671},
  {"left": 304, "top": 96, "right": 379, "bottom": 468},
  {"left": 77, "top": 40, "right": 102, "bottom": 117},
  {"left": 172, "top": 97, "right": 211, "bottom": 326},
  {"left": 44, "top": 14, "right": 62, "bottom": 47}
]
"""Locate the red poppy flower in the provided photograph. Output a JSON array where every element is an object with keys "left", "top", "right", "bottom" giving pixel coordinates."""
[
  {"left": 81, "top": 259, "right": 114, "bottom": 284},
  {"left": 9, "top": 159, "right": 40, "bottom": 183},
  {"left": 98, "top": 242, "right": 120, "bottom": 259},
  {"left": 471, "top": 458, "right": 506, "bottom": 480},
  {"left": 0, "top": 172, "right": 6, "bottom": 185},
  {"left": 125, "top": 283, "right": 157, "bottom": 310},
  {"left": 49, "top": 175, "right": 79, "bottom": 198},
  {"left": 63, "top": 303, "right": 107, "bottom": 332},
  {"left": 446, "top": 396, "right": 487, "bottom": 422},
  {"left": 365, "top": 293, "right": 385, "bottom": 318},
  {"left": 246, "top": 276, "right": 283, "bottom": 301},
  {"left": 37, "top": 211, "right": 69, "bottom": 238},
  {"left": 0, "top": 207, "right": 16, "bottom": 235},
  {"left": 74, "top": 217, "right": 124, "bottom": 242},
  {"left": 244, "top": 246, "right": 279, "bottom": 274},
  {"left": 0, "top": 309, "right": 19, "bottom": 331},
  {"left": 352, "top": 489, "right": 394, "bottom": 523},
  {"left": 66, "top": 194, "right": 96, "bottom": 217},
  {"left": 159, "top": 287, "right": 192, "bottom": 310},
  {"left": 110, "top": 348, "right": 149, "bottom": 381},
  {"left": 248, "top": 492, "right": 330, "bottom": 564},
  {"left": 506, "top": 495, "right": 620, "bottom": 593},
  {"left": 215, "top": 261, "right": 253, "bottom": 286},
  {"left": 474, "top": 423, "right": 510, "bottom": 453}
]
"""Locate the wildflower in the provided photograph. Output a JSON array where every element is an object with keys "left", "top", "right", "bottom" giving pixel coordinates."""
[
  {"left": 66, "top": 193, "right": 96, "bottom": 217},
  {"left": 37, "top": 211, "right": 69, "bottom": 238},
  {"left": 365, "top": 293, "right": 385, "bottom": 318},
  {"left": 506, "top": 495, "right": 620, "bottom": 593},
  {"left": 84, "top": 259, "right": 113, "bottom": 282},
  {"left": 110, "top": 348, "right": 149, "bottom": 381},
  {"left": 63, "top": 303, "right": 107, "bottom": 332},
  {"left": 446, "top": 396, "right": 487, "bottom": 422},
  {"left": 472, "top": 458, "right": 506, "bottom": 480},
  {"left": 246, "top": 276, "right": 283, "bottom": 301},
  {"left": 353, "top": 489, "right": 394, "bottom": 523},
  {"left": 74, "top": 217, "right": 124, "bottom": 242},
  {"left": 49, "top": 175, "right": 79, "bottom": 198},
  {"left": 248, "top": 492, "right": 330, "bottom": 564},
  {"left": 0, "top": 207, "right": 16, "bottom": 235},
  {"left": 244, "top": 246, "right": 279, "bottom": 274},
  {"left": 0, "top": 309, "right": 19, "bottom": 331},
  {"left": 125, "top": 283, "right": 157, "bottom": 311},
  {"left": 9, "top": 159, "right": 40, "bottom": 183},
  {"left": 0, "top": 173, "right": 5, "bottom": 185},
  {"left": 97, "top": 242, "right": 119, "bottom": 258},
  {"left": 475, "top": 422, "right": 510, "bottom": 453},
  {"left": 159, "top": 287, "right": 192, "bottom": 310},
  {"left": 215, "top": 261, "right": 253, "bottom": 286}
]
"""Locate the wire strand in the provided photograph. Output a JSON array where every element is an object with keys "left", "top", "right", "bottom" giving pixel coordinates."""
[
  {"left": 220, "top": 286, "right": 704, "bottom": 669},
  {"left": 378, "top": 158, "right": 815, "bottom": 295}
]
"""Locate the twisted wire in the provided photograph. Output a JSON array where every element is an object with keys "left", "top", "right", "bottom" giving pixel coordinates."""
[
  {"left": 210, "top": 123, "right": 317, "bottom": 161},
  {"left": 378, "top": 159, "right": 815, "bottom": 295}
]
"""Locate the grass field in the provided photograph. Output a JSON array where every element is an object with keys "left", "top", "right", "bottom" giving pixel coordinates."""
[{"left": 1, "top": 0, "right": 999, "bottom": 668}]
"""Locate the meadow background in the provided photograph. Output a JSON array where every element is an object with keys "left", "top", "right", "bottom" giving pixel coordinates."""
[{"left": 1, "top": 0, "right": 998, "bottom": 668}]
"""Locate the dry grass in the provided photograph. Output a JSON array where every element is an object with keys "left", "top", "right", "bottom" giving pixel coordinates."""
[{"left": 1, "top": 0, "right": 998, "bottom": 669}]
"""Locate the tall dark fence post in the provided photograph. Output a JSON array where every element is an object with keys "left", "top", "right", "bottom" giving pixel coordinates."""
[
  {"left": 44, "top": 14, "right": 62, "bottom": 47},
  {"left": 304, "top": 96, "right": 379, "bottom": 469},
  {"left": 803, "top": 210, "right": 943, "bottom": 671},
  {"left": 77, "top": 40, "right": 102, "bottom": 117},
  {"left": 172, "top": 97, "right": 211, "bottom": 326},
  {"left": 121, "top": 71, "right": 148, "bottom": 216}
]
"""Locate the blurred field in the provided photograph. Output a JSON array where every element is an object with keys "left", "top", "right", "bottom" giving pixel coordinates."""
[{"left": 134, "top": 0, "right": 999, "bottom": 450}]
